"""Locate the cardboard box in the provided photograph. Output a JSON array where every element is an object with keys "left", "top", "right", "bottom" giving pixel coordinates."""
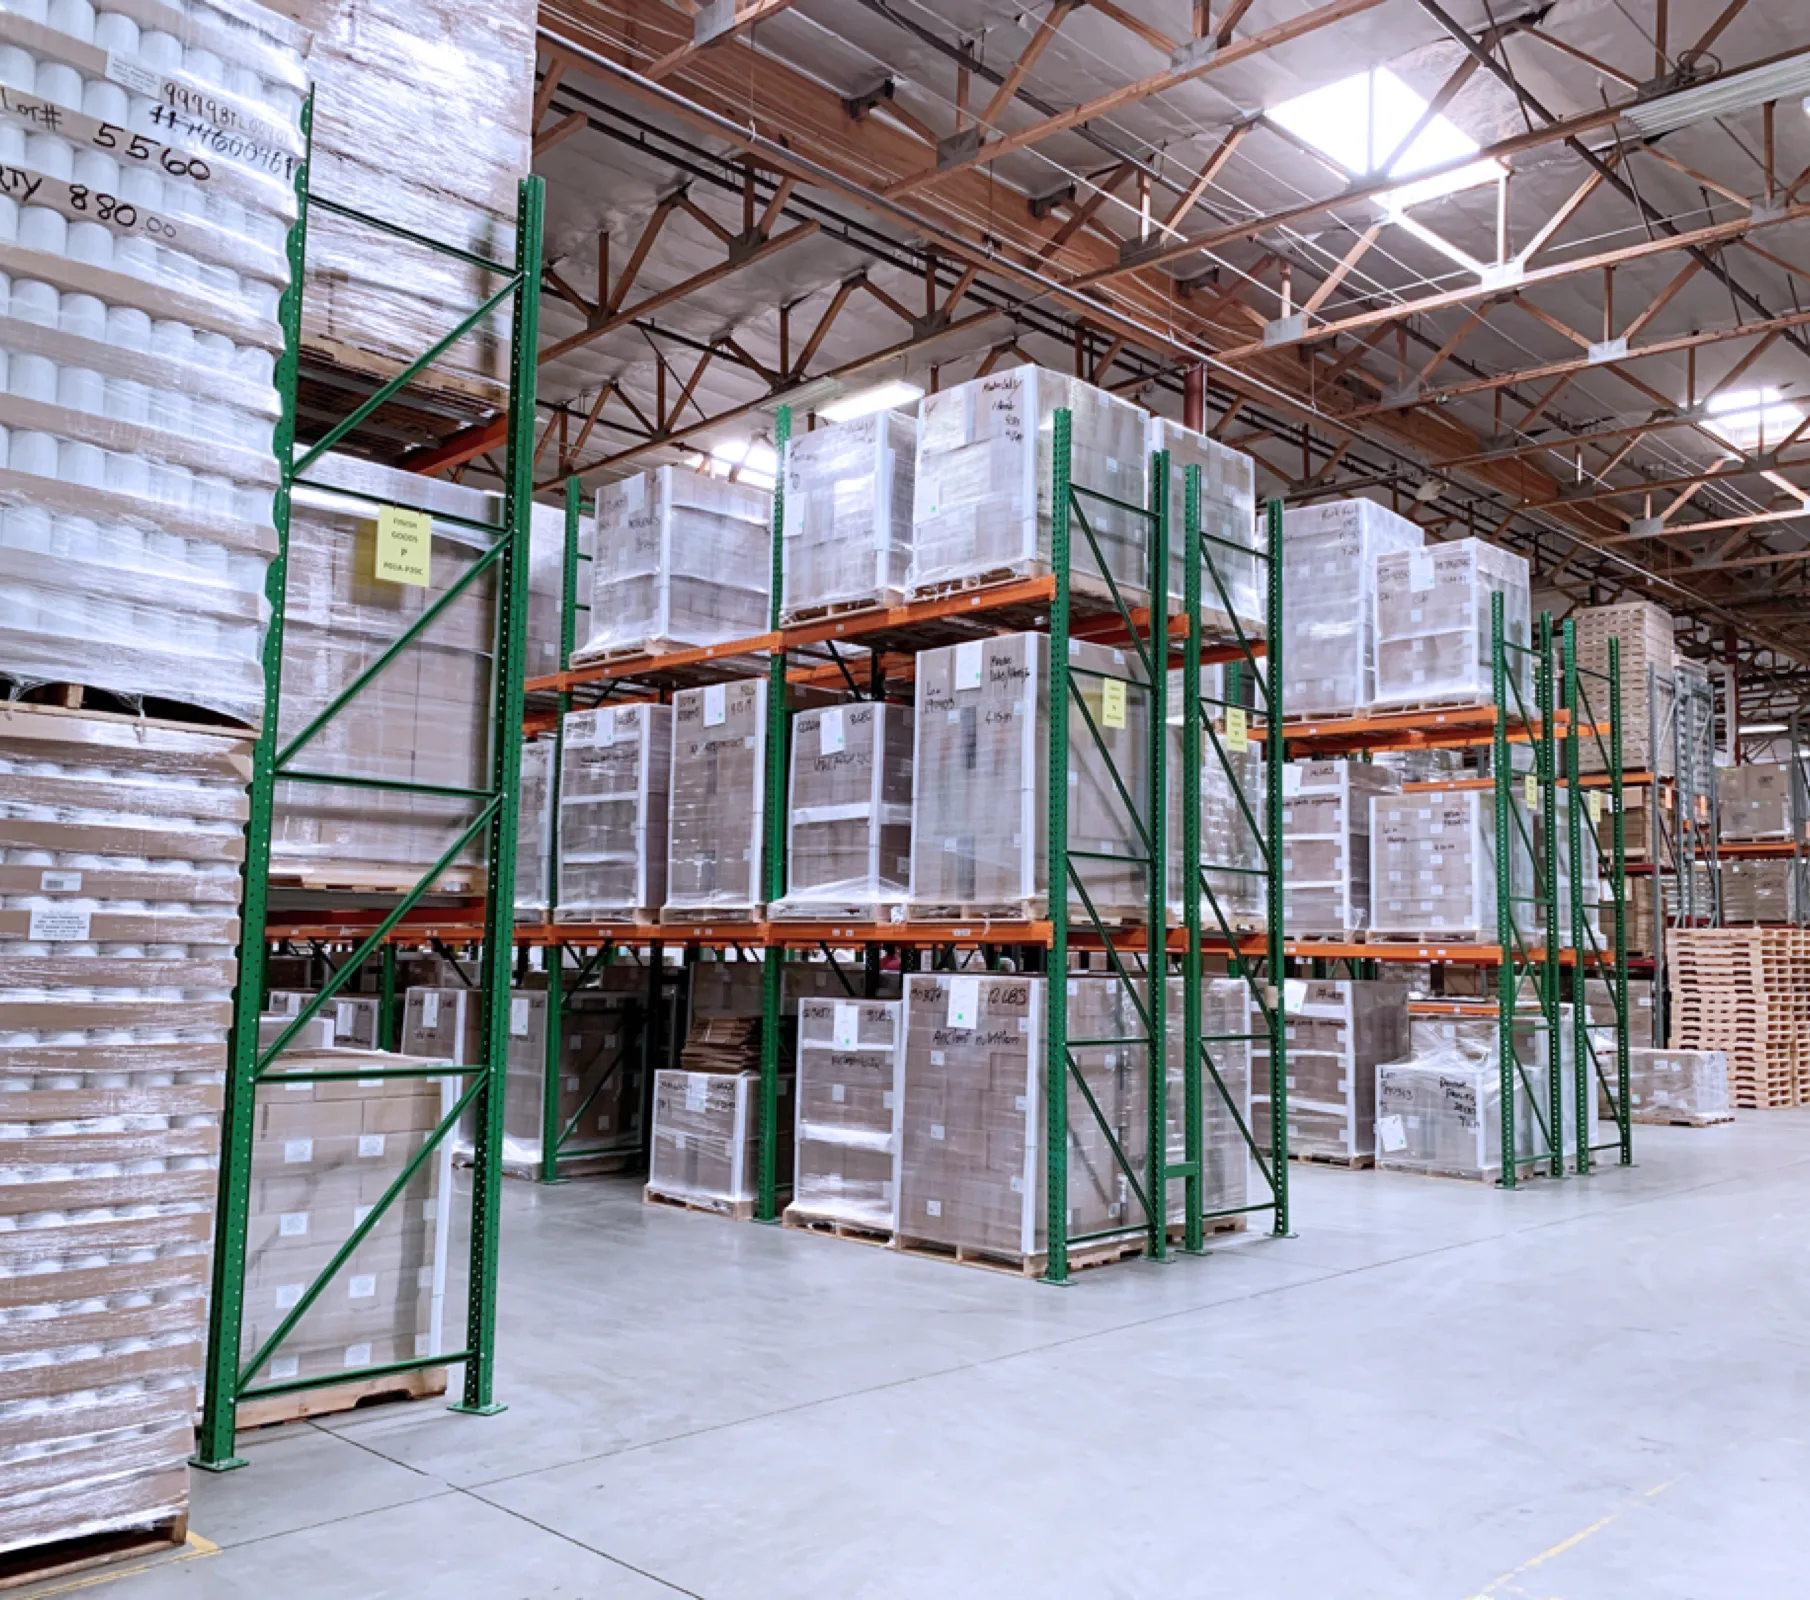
[{"left": 1254, "top": 979, "right": 1410, "bottom": 1162}]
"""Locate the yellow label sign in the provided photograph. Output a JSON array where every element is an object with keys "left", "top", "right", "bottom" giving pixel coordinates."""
[
  {"left": 1100, "top": 679, "right": 1127, "bottom": 730},
  {"left": 1587, "top": 791, "right": 1603, "bottom": 824},
  {"left": 1523, "top": 773, "right": 1539, "bottom": 811},
  {"left": 375, "top": 504, "right": 432, "bottom": 587},
  {"left": 1224, "top": 706, "right": 1249, "bottom": 753}
]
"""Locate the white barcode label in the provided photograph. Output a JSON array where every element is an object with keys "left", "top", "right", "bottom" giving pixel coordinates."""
[
  {"left": 819, "top": 706, "right": 846, "bottom": 755},
  {"left": 348, "top": 1274, "right": 377, "bottom": 1300},
  {"left": 510, "top": 996, "right": 531, "bottom": 1036},
  {"left": 930, "top": 1123, "right": 945, "bottom": 1141},
  {"left": 358, "top": 1134, "right": 385, "bottom": 1158},
  {"left": 40, "top": 870, "right": 82, "bottom": 892},
  {"left": 703, "top": 683, "right": 727, "bottom": 726},
  {"left": 344, "top": 1342, "right": 373, "bottom": 1368},
  {"left": 833, "top": 1001, "right": 859, "bottom": 1049},
  {"left": 283, "top": 1139, "right": 312, "bottom": 1164},
  {"left": 268, "top": 1356, "right": 299, "bottom": 1381},
  {"left": 946, "top": 976, "right": 980, "bottom": 1029},
  {"left": 830, "top": 1083, "right": 845, "bottom": 1103},
  {"left": 954, "top": 639, "right": 984, "bottom": 690},
  {"left": 925, "top": 1198, "right": 942, "bottom": 1217},
  {"left": 279, "top": 1212, "right": 309, "bottom": 1238}
]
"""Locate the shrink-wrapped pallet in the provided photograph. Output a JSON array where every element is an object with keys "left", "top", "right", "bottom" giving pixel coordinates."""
[
  {"left": 1281, "top": 760, "right": 1399, "bottom": 936},
  {"left": 1280, "top": 501, "right": 1423, "bottom": 716},
  {"left": 1719, "top": 762, "right": 1801, "bottom": 842},
  {"left": 274, "top": 459, "right": 496, "bottom": 885},
  {"left": 1375, "top": 1008, "right": 1590, "bottom": 1177},
  {"left": 647, "top": 1070, "right": 793, "bottom": 1214},
  {"left": 1572, "top": 601, "right": 1675, "bottom": 776},
  {"left": 1370, "top": 791, "right": 1521, "bottom": 941},
  {"left": 266, "top": 0, "right": 533, "bottom": 394},
  {"left": 787, "top": 998, "right": 904, "bottom": 1232},
  {"left": 665, "top": 680, "right": 767, "bottom": 916},
  {"left": 910, "top": 633, "right": 1150, "bottom": 920},
  {"left": 1624, "top": 1047, "right": 1730, "bottom": 1122},
  {"left": 1719, "top": 858, "right": 1799, "bottom": 924},
  {"left": 1254, "top": 979, "right": 1410, "bottom": 1163},
  {"left": 1372, "top": 538, "right": 1531, "bottom": 710},
  {"left": 0, "top": 0, "right": 304, "bottom": 728},
  {"left": 269, "top": 991, "right": 381, "bottom": 1050},
  {"left": 774, "top": 702, "right": 913, "bottom": 916},
  {"left": 555, "top": 705, "right": 671, "bottom": 921},
  {"left": 0, "top": 706, "right": 249, "bottom": 1558},
  {"left": 1164, "top": 672, "right": 1266, "bottom": 927},
  {"left": 577, "top": 467, "right": 771, "bottom": 660},
  {"left": 779, "top": 411, "right": 915, "bottom": 619},
  {"left": 1148, "top": 418, "right": 1262, "bottom": 640},
  {"left": 910, "top": 367, "right": 1149, "bottom": 599},
  {"left": 514, "top": 740, "right": 554, "bottom": 920}
]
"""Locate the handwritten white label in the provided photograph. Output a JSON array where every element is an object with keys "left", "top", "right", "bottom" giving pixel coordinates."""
[
  {"left": 510, "top": 996, "right": 531, "bottom": 1036},
  {"left": 420, "top": 991, "right": 440, "bottom": 1028},
  {"left": 833, "top": 1001, "right": 859, "bottom": 1050},
  {"left": 946, "top": 975, "right": 981, "bottom": 1029},
  {"left": 1378, "top": 1113, "right": 1407, "bottom": 1153}
]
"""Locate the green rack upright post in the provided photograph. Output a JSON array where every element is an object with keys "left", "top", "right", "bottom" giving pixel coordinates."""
[{"left": 195, "top": 105, "right": 545, "bottom": 1466}]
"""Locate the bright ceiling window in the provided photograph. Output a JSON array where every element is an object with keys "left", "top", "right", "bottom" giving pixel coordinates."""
[
  {"left": 1268, "top": 66, "right": 1503, "bottom": 208},
  {"left": 704, "top": 438, "right": 777, "bottom": 490},
  {"left": 1705, "top": 387, "right": 1804, "bottom": 452}
]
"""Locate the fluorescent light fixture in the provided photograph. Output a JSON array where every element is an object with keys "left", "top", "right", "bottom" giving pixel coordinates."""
[
  {"left": 1704, "top": 386, "right": 1804, "bottom": 451},
  {"left": 705, "top": 437, "right": 777, "bottom": 489},
  {"left": 1268, "top": 67, "right": 1503, "bottom": 209},
  {"left": 819, "top": 379, "right": 925, "bottom": 423},
  {"left": 1743, "top": 722, "right": 1789, "bottom": 734},
  {"left": 1621, "top": 49, "right": 1810, "bottom": 138}
]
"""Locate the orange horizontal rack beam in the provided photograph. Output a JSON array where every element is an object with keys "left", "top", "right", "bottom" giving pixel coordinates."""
[{"left": 1264, "top": 705, "right": 1595, "bottom": 756}]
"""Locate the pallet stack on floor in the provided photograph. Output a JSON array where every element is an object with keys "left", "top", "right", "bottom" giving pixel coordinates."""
[{"left": 1667, "top": 928, "right": 1810, "bottom": 1108}]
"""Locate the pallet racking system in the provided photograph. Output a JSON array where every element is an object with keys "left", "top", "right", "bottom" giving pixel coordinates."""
[
  {"left": 517, "top": 410, "right": 1289, "bottom": 1278},
  {"left": 195, "top": 101, "right": 546, "bottom": 1468}
]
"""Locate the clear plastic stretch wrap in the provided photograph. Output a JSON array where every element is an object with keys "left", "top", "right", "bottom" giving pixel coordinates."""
[
  {"left": 244, "top": 1054, "right": 455, "bottom": 1396},
  {"left": 910, "top": 366, "right": 1149, "bottom": 598},
  {"left": 1720, "top": 859, "right": 1798, "bottom": 924},
  {"left": 1148, "top": 417, "right": 1261, "bottom": 640},
  {"left": 665, "top": 680, "right": 766, "bottom": 915},
  {"left": 779, "top": 410, "right": 915, "bottom": 620},
  {"left": 275, "top": 457, "right": 496, "bottom": 883},
  {"left": 789, "top": 997, "right": 903, "bottom": 1231},
  {"left": 1719, "top": 762, "right": 1798, "bottom": 841},
  {"left": 1281, "top": 760, "right": 1400, "bottom": 936},
  {"left": 266, "top": 0, "right": 533, "bottom": 394},
  {"left": 1372, "top": 538, "right": 1532, "bottom": 710},
  {"left": 1253, "top": 979, "right": 1410, "bottom": 1164},
  {"left": 1625, "top": 1047, "right": 1730, "bottom": 1120},
  {"left": 1370, "top": 790, "right": 1533, "bottom": 941},
  {"left": 1162, "top": 976, "right": 1253, "bottom": 1220},
  {"left": 774, "top": 701, "right": 913, "bottom": 916},
  {"left": 269, "top": 989, "right": 379, "bottom": 1048},
  {"left": 898, "top": 973, "right": 1153, "bottom": 1261},
  {"left": 0, "top": 0, "right": 306, "bottom": 727},
  {"left": 910, "top": 632, "right": 1150, "bottom": 919},
  {"left": 526, "top": 499, "right": 589, "bottom": 684},
  {"left": 1573, "top": 601, "right": 1674, "bottom": 776},
  {"left": 514, "top": 739, "right": 553, "bottom": 920},
  {"left": 648, "top": 1069, "right": 793, "bottom": 1213},
  {"left": 0, "top": 706, "right": 250, "bottom": 1556},
  {"left": 1375, "top": 1009, "right": 1590, "bottom": 1176},
  {"left": 1281, "top": 500, "right": 1423, "bottom": 717},
  {"left": 577, "top": 467, "right": 771, "bottom": 660},
  {"left": 555, "top": 704, "right": 671, "bottom": 922},
  {"left": 1165, "top": 671, "right": 1264, "bottom": 928}
]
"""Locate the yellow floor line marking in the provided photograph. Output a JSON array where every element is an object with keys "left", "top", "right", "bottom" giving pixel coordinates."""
[
  {"left": 25, "top": 1530, "right": 218, "bottom": 1597},
  {"left": 1464, "top": 1480, "right": 1677, "bottom": 1600}
]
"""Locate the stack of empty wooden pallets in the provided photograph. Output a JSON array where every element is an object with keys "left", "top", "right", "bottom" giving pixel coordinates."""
[
  {"left": 1573, "top": 601, "right": 1675, "bottom": 777},
  {"left": 1667, "top": 928, "right": 1808, "bottom": 1108}
]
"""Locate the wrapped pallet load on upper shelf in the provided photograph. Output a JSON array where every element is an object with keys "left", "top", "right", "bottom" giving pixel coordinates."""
[
  {"left": 264, "top": 0, "right": 533, "bottom": 397},
  {"left": 910, "top": 632, "right": 1151, "bottom": 922},
  {"left": 772, "top": 701, "right": 914, "bottom": 919},
  {"left": 1719, "top": 858, "right": 1799, "bottom": 924},
  {"left": 1572, "top": 601, "right": 1675, "bottom": 776},
  {"left": 0, "top": 705, "right": 252, "bottom": 1559},
  {"left": 1281, "top": 760, "right": 1400, "bottom": 937},
  {"left": 1280, "top": 500, "right": 1423, "bottom": 718},
  {"left": 1147, "top": 417, "right": 1262, "bottom": 641},
  {"left": 1371, "top": 538, "right": 1532, "bottom": 712},
  {"left": 554, "top": 703, "right": 672, "bottom": 923},
  {"left": 274, "top": 458, "right": 503, "bottom": 890},
  {"left": 664, "top": 680, "right": 767, "bottom": 917},
  {"left": 1718, "top": 762, "right": 1802, "bottom": 842},
  {"left": 0, "top": 0, "right": 307, "bottom": 725},
  {"left": 779, "top": 409, "right": 915, "bottom": 621},
  {"left": 910, "top": 366, "right": 1149, "bottom": 601},
  {"left": 574, "top": 466, "right": 771, "bottom": 663},
  {"left": 513, "top": 739, "right": 554, "bottom": 921}
]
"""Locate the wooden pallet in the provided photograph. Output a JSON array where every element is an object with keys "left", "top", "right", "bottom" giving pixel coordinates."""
[
  {"left": 236, "top": 1366, "right": 448, "bottom": 1432},
  {"left": 781, "top": 1207, "right": 894, "bottom": 1247},
  {"left": 0, "top": 679, "right": 252, "bottom": 733},
  {"left": 781, "top": 592, "right": 905, "bottom": 627},
  {"left": 1630, "top": 1107, "right": 1736, "bottom": 1127},
  {"left": 1291, "top": 1148, "right": 1376, "bottom": 1170},
  {"left": 268, "top": 863, "right": 480, "bottom": 895},
  {"left": 0, "top": 1516, "right": 190, "bottom": 1592},
  {"left": 644, "top": 1185, "right": 756, "bottom": 1221},
  {"left": 904, "top": 901, "right": 1048, "bottom": 925}
]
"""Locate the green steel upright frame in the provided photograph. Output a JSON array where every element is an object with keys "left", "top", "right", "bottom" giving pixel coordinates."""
[
  {"left": 196, "top": 106, "right": 545, "bottom": 1466},
  {"left": 756, "top": 409, "right": 793, "bottom": 1222},
  {"left": 1179, "top": 489, "right": 1287, "bottom": 1247},
  {"left": 1489, "top": 594, "right": 1564, "bottom": 1189},
  {"left": 1564, "top": 622, "right": 1632, "bottom": 1171}
]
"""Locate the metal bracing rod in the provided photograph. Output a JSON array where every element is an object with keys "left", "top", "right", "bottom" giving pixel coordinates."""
[{"left": 1413, "top": 0, "right": 1810, "bottom": 367}]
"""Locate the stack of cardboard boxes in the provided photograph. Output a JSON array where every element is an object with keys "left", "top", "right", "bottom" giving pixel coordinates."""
[
  {"left": 1281, "top": 760, "right": 1399, "bottom": 936},
  {"left": 555, "top": 704, "right": 673, "bottom": 922},
  {"left": 780, "top": 411, "right": 917, "bottom": 618},
  {"left": 775, "top": 704, "right": 915, "bottom": 916},
  {"left": 666, "top": 682, "right": 770, "bottom": 915},
  {"left": 1573, "top": 601, "right": 1675, "bottom": 776},
  {"left": 0, "top": 706, "right": 249, "bottom": 1555},
  {"left": 1254, "top": 980, "right": 1410, "bottom": 1164},
  {"left": 787, "top": 998, "right": 905, "bottom": 1233},
  {"left": 1371, "top": 539, "right": 1531, "bottom": 711}
]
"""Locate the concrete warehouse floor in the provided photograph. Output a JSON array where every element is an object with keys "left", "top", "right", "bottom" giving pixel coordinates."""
[{"left": 70, "top": 1115, "right": 1810, "bottom": 1600}]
